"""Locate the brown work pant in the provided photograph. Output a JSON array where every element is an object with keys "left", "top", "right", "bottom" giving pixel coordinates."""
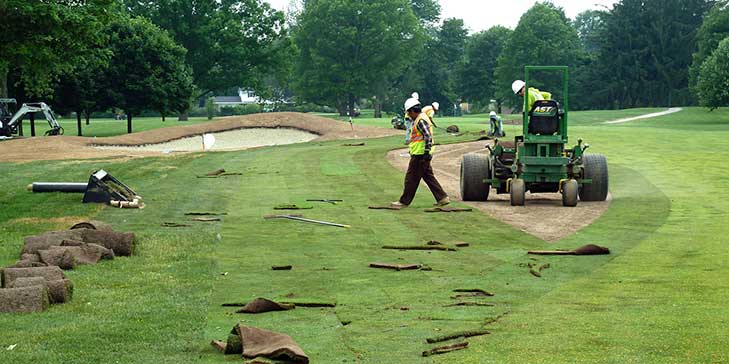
[{"left": 399, "top": 155, "right": 448, "bottom": 205}]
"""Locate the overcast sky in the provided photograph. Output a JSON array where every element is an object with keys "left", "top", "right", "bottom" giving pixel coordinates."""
[{"left": 265, "top": 0, "right": 617, "bottom": 32}]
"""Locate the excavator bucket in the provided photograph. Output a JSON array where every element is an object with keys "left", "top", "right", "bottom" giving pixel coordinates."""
[{"left": 82, "top": 170, "right": 138, "bottom": 203}]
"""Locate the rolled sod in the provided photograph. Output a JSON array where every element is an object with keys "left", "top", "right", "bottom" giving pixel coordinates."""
[
  {"left": 221, "top": 324, "right": 309, "bottom": 362},
  {"left": 236, "top": 298, "right": 295, "bottom": 314},
  {"left": 52, "top": 242, "right": 115, "bottom": 264},
  {"left": 22, "top": 230, "right": 84, "bottom": 255},
  {"left": 70, "top": 220, "right": 114, "bottom": 232},
  {"left": 20, "top": 253, "right": 40, "bottom": 262},
  {"left": 9, "top": 277, "right": 73, "bottom": 304},
  {"left": 8, "top": 260, "right": 47, "bottom": 268},
  {"left": 2, "top": 266, "right": 66, "bottom": 288},
  {"left": 77, "top": 229, "right": 135, "bottom": 256},
  {"left": 23, "top": 229, "right": 135, "bottom": 257},
  {"left": 0, "top": 286, "right": 49, "bottom": 313},
  {"left": 38, "top": 249, "right": 77, "bottom": 270}
]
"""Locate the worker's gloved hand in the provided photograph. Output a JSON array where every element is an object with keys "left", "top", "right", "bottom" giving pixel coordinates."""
[{"left": 422, "top": 152, "right": 433, "bottom": 161}]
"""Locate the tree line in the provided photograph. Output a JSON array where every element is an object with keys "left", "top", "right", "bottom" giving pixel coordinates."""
[
  {"left": 0, "top": 0, "right": 286, "bottom": 134},
  {"left": 293, "top": 0, "right": 729, "bottom": 114},
  {"left": 2, "top": 0, "right": 729, "bottom": 136}
]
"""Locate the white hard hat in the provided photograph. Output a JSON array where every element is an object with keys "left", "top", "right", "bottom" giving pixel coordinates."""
[
  {"left": 404, "top": 97, "right": 421, "bottom": 111},
  {"left": 512, "top": 80, "right": 525, "bottom": 95},
  {"left": 489, "top": 111, "right": 496, "bottom": 117},
  {"left": 411, "top": 92, "right": 419, "bottom": 100},
  {"left": 432, "top": 102, "right": 439, "bottom": 111}
]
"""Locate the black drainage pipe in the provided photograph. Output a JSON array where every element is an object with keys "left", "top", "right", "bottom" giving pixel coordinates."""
[{"left": 28, "top": 183, "right": 88, "bottom": 193}]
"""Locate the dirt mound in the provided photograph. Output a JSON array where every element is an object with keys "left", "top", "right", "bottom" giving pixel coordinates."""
[
  {"left": 386, "top": 141, "right": 612, "bottom": 242},
  {"left": 0, "top": 112, "right": 398, "bottom": 163}
]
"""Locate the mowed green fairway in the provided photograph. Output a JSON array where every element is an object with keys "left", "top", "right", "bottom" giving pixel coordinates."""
[{"left": 1, "top": 107, "right": 728, "bottom": 363}]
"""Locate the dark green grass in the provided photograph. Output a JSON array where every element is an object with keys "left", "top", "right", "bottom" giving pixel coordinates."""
[{"left": 1, "top": 107, "right": 728, "bottom": 363}]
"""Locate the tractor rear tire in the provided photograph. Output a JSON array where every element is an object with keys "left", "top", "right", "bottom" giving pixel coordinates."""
[
  {"left": 510, "top": 179, "right": 525, "bottom": 206},
  {"left": 460, "top": 154, "right": 490, "bottom": 201},
  {"left": 562, "top": 179, "right": 578, "bottom": 207},
  {"left": 579, "top": 154, "right": 609, "bottom": 201}
]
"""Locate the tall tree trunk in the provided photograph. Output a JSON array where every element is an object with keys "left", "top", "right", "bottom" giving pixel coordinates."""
[
  {"left": 127, "top": 113, "right": 133, "bottom": 134},
  {"left": 0, "top": 63, "right": 8, "bottom": 98},
  {"left": 162, "top": 114, "right": 166, "bottom": 122},
  {"left": 29, "top": 113, "right": 36, "bottom": 137},
  {"left": 84, "top": 110, "right": 91, "bottom": 125},
  {"left": 76, "top": 110, "right": 83, "bottom": 136},
  {"left": 348, "top": 94, "right": 356, "bottom": 118},
  {"left": 374, "top": 93, "right": 383, "bottom": 118},
  {"left": 337, "top": 102, "right": 348, "bottom": 116}
]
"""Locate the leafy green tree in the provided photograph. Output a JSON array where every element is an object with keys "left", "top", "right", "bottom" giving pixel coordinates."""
[
  {"left": 595, "top": 0, "right": 713, "bottom": 108},
  {"left": 696, "top": 36, "right": 729, "bottom": 109},
  {"left": 573, "top": 10, "right": 607, "bottom": 53},
  {"left": 494, "top": 2, "right": 582, "bottom": 111},
  {"left": 459, "top": 26, "right": 512, "bottom": 109},
  {"left": 53, "top": 52, "right": 109, "bottom": 136},
  {"left": 0, "top": 0, "right": 113, "bottom": 98},
  {"left": 415, "top": 18, "right": 468, "bottom": 115},
  {"left": 294, "top": 0, "right": 420, "bottom": 116},
  {"left": 410, "top": 0, "right": 441, "bottom": 23},
  {"left": 367, "top": 0, "right": 441, "bottom": 115},
  {"left": 123, "top": 0, "right": 286, "bottom": 99},
  {"left": 690, "top": 1, "right": 729, "bottom": 96},
  {"left": 101, "top": 17, "right": 193, "bottom": 133}
]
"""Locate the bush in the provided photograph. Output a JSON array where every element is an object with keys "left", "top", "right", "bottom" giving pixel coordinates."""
[
  {"left": 697, "top": 37, "right": 729, "bottom": 110},
  {"left": 218, "top": 103, "right": 262, "bottom": 116},
  {"left": 206, "top": 97, "right": 216, "bottom": 120},
  {"left": 271, "top": 103, "right": 333, "bottom": 113}
]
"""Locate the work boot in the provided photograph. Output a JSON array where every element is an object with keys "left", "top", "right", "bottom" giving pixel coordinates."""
[
  {"left": 390, "top": 201, "right": 408, "bottom": 209},
  {"left": 434, "top": 197, "right": 450, "bottom": 206}
]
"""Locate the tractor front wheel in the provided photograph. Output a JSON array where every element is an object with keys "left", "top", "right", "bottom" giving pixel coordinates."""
[
  {"left": 460, "top": 154, "right": 490, "bottom": 201},
  {"left": 510, "top": 178, "right": 525, "bottom": 206},
  {"left": 579, "top": 154, "right": 609, "bottom": 201},
  {"left": 562, "top": 179, "right": 578, "bottom": 207}
]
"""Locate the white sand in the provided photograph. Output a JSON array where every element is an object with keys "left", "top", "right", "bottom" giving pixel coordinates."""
[{"left": 94, "top": 128, "right": 318, "bottom": 152}]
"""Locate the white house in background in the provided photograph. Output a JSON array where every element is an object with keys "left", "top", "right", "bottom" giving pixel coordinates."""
[{"left": 212, "top": 88, "right": 263, "bottom": 109}]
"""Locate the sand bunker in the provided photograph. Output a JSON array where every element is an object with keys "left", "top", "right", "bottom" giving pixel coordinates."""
[
  {"left": 94, "top": 128, "right": 318, "bottom": 153},
  {"left": 386, "top": 141, "right": 611, "bottom": 242},
  {"left": 0, "top": 112, "right": 399, "bottom": 163}
]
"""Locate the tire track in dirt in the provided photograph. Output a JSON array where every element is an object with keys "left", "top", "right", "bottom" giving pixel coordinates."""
[{"left": 387, "top": 141, "right": 612, "bottom": 242}]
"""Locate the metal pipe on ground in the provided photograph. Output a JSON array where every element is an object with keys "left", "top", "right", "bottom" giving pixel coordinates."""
[{"left": 27, "top": 183, "right": 88, "bottom": 193}]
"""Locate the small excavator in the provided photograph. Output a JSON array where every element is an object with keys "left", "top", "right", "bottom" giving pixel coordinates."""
[{"left": 0, "top": 98, "right": 64, "bottom": 138}]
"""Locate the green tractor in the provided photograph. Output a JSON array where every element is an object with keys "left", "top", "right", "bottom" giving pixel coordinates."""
[{"left": 460, "top": 66, "right": 608, "bottom": 207}]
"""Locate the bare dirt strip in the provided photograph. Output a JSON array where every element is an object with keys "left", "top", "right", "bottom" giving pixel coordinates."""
[
  {"left": 0, "top": 112, "right": 399, "bottom": 163},
  {"left": 387, "top": 141, "right": 612, "bottom": 242}
]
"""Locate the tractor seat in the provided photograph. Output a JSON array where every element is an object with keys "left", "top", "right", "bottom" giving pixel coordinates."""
[{"left": 528, "top": 100, "right": 561, "bottom": 135}]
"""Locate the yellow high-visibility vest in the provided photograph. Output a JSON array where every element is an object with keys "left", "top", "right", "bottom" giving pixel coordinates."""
[{"left": 409, "top": 112, "right": 434, "bottom": 156}]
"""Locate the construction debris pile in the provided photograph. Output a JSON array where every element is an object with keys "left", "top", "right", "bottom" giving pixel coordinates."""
[{"left": 0, "top": 220, "right": 135, "bottom": 313}]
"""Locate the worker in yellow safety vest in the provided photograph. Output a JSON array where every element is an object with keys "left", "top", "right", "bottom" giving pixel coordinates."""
[
  {"left": 511, "top": 80, "right": 552, "bottom": 112},
  {"left": 390, "top": 96, "right": 449, "bottom": 209}
]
